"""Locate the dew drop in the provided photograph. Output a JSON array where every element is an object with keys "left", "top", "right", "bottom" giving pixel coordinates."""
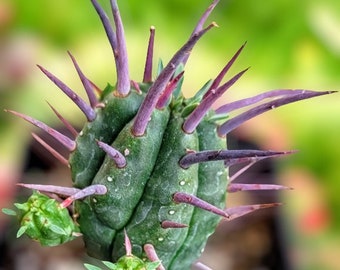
[
  {"left": 168, "top": 210, "right": 175, "bottom": 215},
  {"left": 158, "top": 237, "right": 164, "bottom": 242},
  {"left": 92, "top": 198, "right": 97, "bottom": 203},
  {"left": 124, "top": 148, "right": 130, "bottom": 156},
  {"left": 107, "top": 176, "right": 113, "bottom": 182},
  {"left": 179, "top": 180, "right": 186, "bottom": 186}
]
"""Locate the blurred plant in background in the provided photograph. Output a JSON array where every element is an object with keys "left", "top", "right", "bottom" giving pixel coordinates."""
[{"left": 1, "top": 0, "right": 339, "bottom": 269}]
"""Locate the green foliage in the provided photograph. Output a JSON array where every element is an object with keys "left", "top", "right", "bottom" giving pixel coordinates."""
[
  {"left": 84, "top": 256, "right": 160, "bottom": 270},
  {"left": 4, "top": 191, "right": 79, "bottom": 246}
]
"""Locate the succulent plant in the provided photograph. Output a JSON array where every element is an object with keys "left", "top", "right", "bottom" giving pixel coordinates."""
[
  {"left": 3, "top": 0, "right": 335, "bottom": 269},
  {"left": 84, "top": 231, "right": 161, "bottom": 270}
]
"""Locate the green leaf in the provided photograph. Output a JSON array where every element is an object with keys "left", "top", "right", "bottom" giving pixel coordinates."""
[
  {"left": 146, "top": 261, "right": 161, "bottom": 270},
  {"left": 102, "top": 261, "right": 117, "bottom": 269},
  {"left": 1, "top": 208, "right": 17, "bottom": 216},
  {"left": 172, "top": 64, "right": 185, "bottom": 99},
  {"left": 207, "top": 112, "right": 229, "bottom": 124},
  {"left": 156, "top": 59, "right": 164, "bottom": 76},
  {"left": 14, "top": 202, "right": 28, "bottom": 211},
  {"left": 49, "top": 224, "right": 67, "bottom": 235},
  {"left": 185, "top": 79, "right": 213, "bottom": 105},
  {"left": 100, "top": 83, "right": 114, "bottom": 99},
  {"left": 17, "top": 226, "right": 28, "bottom": 238},
  {"left": 181, "top": 103, "right": 198, "bottom": 118},
  {"left": 84, "top": 263, "right": 103, "bottom": 270}
]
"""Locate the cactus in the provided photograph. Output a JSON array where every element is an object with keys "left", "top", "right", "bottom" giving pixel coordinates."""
[{"left": 2, "top": 0, "right": 335, "bottom": 269}]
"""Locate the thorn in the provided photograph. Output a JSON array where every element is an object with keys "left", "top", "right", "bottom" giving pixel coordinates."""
[
  {"left": 110, "top": 0, "right": 130, "bottom": 96},
  {"left": 46, "top": 101, "right": 78, "bottom": 138},
  {"left": 218, "top": 90, "right": 336, "bottom": 136},
  {"left": 144, "top": 244, "right": 165, "bottom": 270},
  {"left": 132, "top": 22, "right": 217, "bottom": 136},
  {"left": 161, "top": 220, "right": 188, "bottom": 229},
  {"left": 179, "top": 149, "right": 294, "bottom": 169},
  {"left": 91, "top": 0, "right": 118, "bottom": 60},
  {"left": 130, "top": 80, "right": 142, "bottom": 94},
  {"left": 192, "top": 262, "right": 213, "bottom": 270},
  {"left": 182, "top": 68, "right": 248, "bottom": 134},
  {"left": 182, "top": 0, "right": 220, "bottom": 65},
  {"left": 89, "top": 79, "right": 102, "bottom": 95},
  {"left": 186, "top": 148, "right": 197, "bottom": 154},
  {"left": 143, "top": 26, "right": 155, "bottom": 83},
  {"left": 37, "top": 65, "right": 96, "bottom": 121},
  {"left": 17, "top": 183, "right": 80, "bottom": 197},
  {"left": 203, "top": 42, "right": 246, "bottom": 99},
  {"left": 31, "top": 133, "right": 69, "bottom": 166},
  {"left": 156, "top": 71, "right": 184, "bottom": 109},
  {"left": 124, "top": 229, "right": 132, "bottom": 256},
  {"left": 173, "top": 192, "right": 229, "bottom": 218},
  {"left": 228, "top": 159, "right": 257, "bottom": 182},
  {"left": 224, "top": 150, "right": 297, "bottom": 167},
  {"left": 216, "top": 89, "right": 308, "bottom": 114},
  {"left": 96, "top": 140, "right": 126, "bottom": 168},
  {"left": 91, "top": 0, "right": 130, "bottom": 95},
  {"left": 5, "top": 109, "right": 76, "bottom": 151},
  {"left": 95, "top": 102, "right": 106, "bottom": 109},
  {"left": 225, "top": 203, "right": 282, "bottom": 221},
  {"left": 191, "top": 0, "right": 219, "bottom": 36},
  {"left": 227, "top": 183, "right": 292, "bottom": 193},
  {"left": 68, "top": 51, "right": 98, "bottom": 108},
  {"left": 227, "top": 150, "right": 296, "bottom": 180},
  {"left": 60, "top": 184, "right": 107, "bottom": 208}
]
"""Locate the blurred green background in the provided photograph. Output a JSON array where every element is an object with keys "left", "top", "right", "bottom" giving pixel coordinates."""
[{"left": 1, "top": 0, "right": 339, "bottom": 269}]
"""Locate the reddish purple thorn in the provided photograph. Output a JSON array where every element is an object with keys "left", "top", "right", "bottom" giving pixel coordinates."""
[
  {"left": 32, "top": 133, "right": 69, "bottom": 166},
  {"left": 60, "top": 184, "right": 107, "bottom": 208},
  {"left": 173, "top": 192, "right": 229, "bottom": 218},
  {"left": 5, "top": 109, "right": 76, "bottom": 151},
  {"left": 96, "top": 140, "right": 126, "bottom": 168},
  {"left": 37, "top": 65, "right": 96, "bottom": 121},
  {"left": 161, "top": 220, "right": 188, "bottom": 229},
  {"left": 144, "top": 244, "right": 165, "bottom": 270},
  {"left": 143, "top": 26, "right": 156, "bottom": 83}
]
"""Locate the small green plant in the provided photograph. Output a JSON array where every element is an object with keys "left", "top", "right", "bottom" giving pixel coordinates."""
[
  {"left": 2, "top": 191, "right": 80, "bottom": 246},
  {"left": 84, "top": 231, "right": 161, "bottom": 270},
  {"left": 3, "top": 0, "right": 335, "bottom": 269}
]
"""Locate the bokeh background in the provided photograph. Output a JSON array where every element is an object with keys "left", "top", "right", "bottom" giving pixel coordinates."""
[{"left": 1, "top": 0, "right": 339, "bottom": 269}]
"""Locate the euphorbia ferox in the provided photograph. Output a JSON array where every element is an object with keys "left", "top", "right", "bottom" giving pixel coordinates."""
[{"left": 3, "top": 0, "right": 335, "bottom": 269}]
